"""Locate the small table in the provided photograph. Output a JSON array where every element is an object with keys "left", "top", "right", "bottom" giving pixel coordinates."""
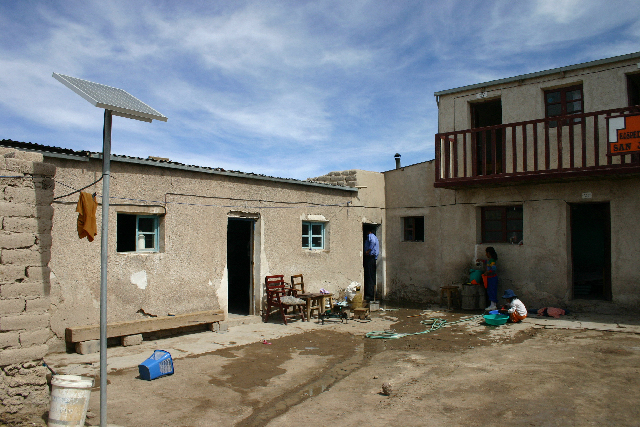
[
  {"left": 297, "top": 293, "right": 333, "bottom": 321},
  {"left": 440, "top": 285, "right": 460, "bottom": 309}
]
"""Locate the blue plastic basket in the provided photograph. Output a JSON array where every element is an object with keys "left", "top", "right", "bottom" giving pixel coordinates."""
[
  {"left": 483, "top": 314, "right": 509, "bottom": 326},
  {"left": 138, "top": 350, "right": 174, "bottom": 381}
]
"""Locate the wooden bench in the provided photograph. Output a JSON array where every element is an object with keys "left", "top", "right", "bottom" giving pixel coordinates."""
[{"left": 65, "top": 309, "right": 226, "bottom": 354}]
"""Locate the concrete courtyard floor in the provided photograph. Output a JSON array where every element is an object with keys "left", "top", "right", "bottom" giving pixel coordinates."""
[{"left": 15, "top": 308, "right": 640, "bottom": 426}]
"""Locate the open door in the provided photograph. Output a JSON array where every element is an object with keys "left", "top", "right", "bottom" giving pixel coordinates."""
[
  {"left": 227, "top": 218, "right": 254, "bottom": 314},
  {"left": 570, "top": 203, "right": 611, "bottom": 300},
  {"left": 471, "top": 98, "right": 503, "bottom": 175},
  {"left": 362, "top": 223, "right": 380, "bottom": 300}
]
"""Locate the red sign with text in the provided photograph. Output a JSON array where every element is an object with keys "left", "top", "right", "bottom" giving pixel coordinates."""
[{"left": 611, "top": 114, "right": 640, "bottom": 154}]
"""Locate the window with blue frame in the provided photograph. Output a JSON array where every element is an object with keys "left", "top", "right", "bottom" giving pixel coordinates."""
[
  {"left": 302, "top": 222, "right": 324, "bottom": 249},
  {"left": 117, "top": 213, "right": 159, "bottom": 253}
]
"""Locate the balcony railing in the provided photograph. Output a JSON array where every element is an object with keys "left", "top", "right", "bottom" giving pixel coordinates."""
[{"left": 435, "top": 106, "right": 640, "bottom": 188}]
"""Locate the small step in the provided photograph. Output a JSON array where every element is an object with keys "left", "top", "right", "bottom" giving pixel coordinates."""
[{"left": 227, "top": 314, "right": 263, "bottom": 327}]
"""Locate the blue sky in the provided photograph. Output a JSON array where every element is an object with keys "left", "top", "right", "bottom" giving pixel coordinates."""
[{"left": 2, "top": 1, "right": 640, "bottom": 180}]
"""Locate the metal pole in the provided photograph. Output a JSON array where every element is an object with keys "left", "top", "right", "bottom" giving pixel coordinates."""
[{"left": 100, "top": 109, "right": 112, "bottom": 427}]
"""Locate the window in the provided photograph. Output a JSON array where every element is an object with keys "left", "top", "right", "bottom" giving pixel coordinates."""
[
  {"left": 627, "top": 73, "right": 640, "bottom": 106},
  {"left": 403, "top": 217, "right": 424, "bottom": 241},
  {"left": 545, "top": 84, "right": 583, "bottom": 127},
  {"left": 302, "top": 222, "right": 324, "bottom": 249},
  {"left": 481, "top": 206, "right": 523, "bottom": 243},
  {"left": 117, "top": 214, "right": 159, "bottom": 253}
]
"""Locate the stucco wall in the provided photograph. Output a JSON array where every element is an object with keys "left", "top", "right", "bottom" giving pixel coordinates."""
[
  {"left": 384, "top": 160, "right": 640, "bottom": 311},
  {"left": 46, "top": 157, "right": 366, "bottom": 345},
  {"left": 437, "top": 56, "right": 640, "bottom": 133}
]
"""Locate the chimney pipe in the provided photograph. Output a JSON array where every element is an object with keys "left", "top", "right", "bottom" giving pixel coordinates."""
[{"left": 394, "top": 153, "right": 401, "bottom": 169}]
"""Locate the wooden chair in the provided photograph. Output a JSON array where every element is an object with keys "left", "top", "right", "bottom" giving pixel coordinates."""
[
  {"left": 264, "top": 275, "right": 306, "bottom": 325},
  {"left": 290, "top": 274, "right": 305, "bottom": 296}
]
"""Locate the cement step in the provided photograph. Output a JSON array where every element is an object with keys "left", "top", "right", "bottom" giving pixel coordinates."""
[{"left": 226, "top": 313, "right": 263, "bottom": 327}]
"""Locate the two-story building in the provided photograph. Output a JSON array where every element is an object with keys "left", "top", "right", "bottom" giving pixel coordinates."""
[{"left": 384, "top": 52, "right": 640, "bottom": 312}]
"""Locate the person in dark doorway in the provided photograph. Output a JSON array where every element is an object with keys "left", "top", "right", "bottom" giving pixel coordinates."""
[{"left": 364, "top": 230, "right": 379, "bottom": 301}]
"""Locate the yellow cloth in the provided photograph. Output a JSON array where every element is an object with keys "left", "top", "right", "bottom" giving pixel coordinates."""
[{"left": 76, "top": 192, "right": 97, "bottom": 241}]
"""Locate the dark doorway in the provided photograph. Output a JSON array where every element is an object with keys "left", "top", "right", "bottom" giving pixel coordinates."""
[
  {"left": 227, "top": 218, "right": 254, "bottom": 314},
  {"left": 570, "top": 203, "right": 611, "bottom": 300},
  {"left": 363, "top": 223, "right": 379, "bottom": 300},
  {"left": 471, "top": 99, "right": 503, "bottom": 175}
]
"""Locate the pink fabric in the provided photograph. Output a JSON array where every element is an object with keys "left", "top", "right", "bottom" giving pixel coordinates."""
[{"left": 538, "top": 307, "right": 565, "bottom": 318}]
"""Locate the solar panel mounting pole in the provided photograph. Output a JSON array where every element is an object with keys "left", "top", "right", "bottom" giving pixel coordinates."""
[
  {"left": 52, "top": 73, "right": 167, "bottom": 427},
  {"left": 99, "top": 109, "right": 111, "bottom": 427}
]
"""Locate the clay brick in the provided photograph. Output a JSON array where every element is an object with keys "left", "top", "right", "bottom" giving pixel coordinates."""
[
  {"left": 25, "top": 266, "right": 50, "bottom": 281},
  {"left": 0, "top": 265, "right": 26, "bottom": 282},
  {"left": 19, "top": 329, "right": 51, "bottom": 347},
  {"left": 1, "top": 282, "right": 48, "bottom": 298},
  {"left": 3, "top": 187, "right": 37, "bottom": 204},
  {"left": 0, "top": 233, "right": 36, "bottom": 249},
  {"left": 34, "top": 233, "right": 52, "bottom": 248},
  {"left": 25, "top": 298, "right": 49, "bottom": 313},
  {"left": 2, "top": 217, "right": 37, "bottom": 233},
  {"left": 7, "top": 369, "right": 47, "bottom": 387},
  {"left": 0, "top": 344, "right": 48, "bottom": 366},
  {"left": 121, "top": 334, "right": 143, "bottom": 346},
  {"left": 0, "top": 202, "right": 33, "bottom": 218},
  {"left": 1, "top": 249, "right": 50, "bottom": 266},
  {"left": 3, "top": 151, "right": 43, "bottom": 163},
  {"left": 0, "top": 332, "right": 20, "bottom": 349},
  {"left": 0, "top": 298, "right": 25, "bottom": 315},
  {"left": 0, "top": 313, "right": 50, "bottom": 332},
  {"left": 75, "top": 340, "right": 100, "bottom": 354},
  {"left": 210, "top": 321, "right": 229, "bottom": 333},
  {"left": 32, "top": 162, "right": 55, "bottom": 177}
]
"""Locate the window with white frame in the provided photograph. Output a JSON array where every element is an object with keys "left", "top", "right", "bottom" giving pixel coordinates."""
[
  {"left": 302, "top": 222, "right": 324, "bottom": 249},
  {"left": 117, "top": 213, "right": 160, "bottom": 253}
]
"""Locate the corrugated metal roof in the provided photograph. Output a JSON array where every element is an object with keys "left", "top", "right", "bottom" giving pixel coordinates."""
[
  {"left": 434, "top": 51, "right": 640, "bottom": 97},
  {"left": 0, "top": 139, "right": 357, "bottom": 192}
]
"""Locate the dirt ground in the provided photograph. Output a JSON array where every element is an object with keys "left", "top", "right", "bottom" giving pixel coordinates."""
[{"left": 5, "top": 308, "right": 640, "bottom": 426}]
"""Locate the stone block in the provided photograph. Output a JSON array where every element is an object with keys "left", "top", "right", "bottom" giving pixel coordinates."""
[
  {"left": 19, "top": 329, "right": 51, "bottom": 347},
  {"left": 25, "top": 297, "right": 49, "bottom": 313},
  {"left": 33, "top": 162, "right": 56, "bottom": 177},
  {"left": 0, "top": 265, "right": 26, "bottom": 282},
  {"left": 3, "top": 151, "right": 43, "bottom": 163},
  {"left": 25, "top": 266, "right": 50, "bottom": 281},
  {"left": 0, "top": 344, "right": 48, "bottom": 366},
  {"left": 1, "top": 281, "right": 48, "bottom": 298},
  {"left": 75, "top": 340, "right": 100, "bottom": 355},
  {"left": 0, "top": 202, "right": 33, "bottom": 218},
  {"left": 7, "top": 369, "right": 47, "bottom": 387},
  {"left": 121, "top": 334, "right": 143, "bottom": 346},
  {"left": 34, "top": 233, "right": 52, "bottom": 248},
  {"left": 0, "top": 298, "right": 25, "bottom": 315},
  {"left": 210, "top": 321, "right": 229, "bottom": 333},
  {"left": 0, "top": 313, "right": 50, "bottom": 332},
  {"left": 0, "top": 233, "right": 36, "bottom": 249},
  {"left": 1, "top": 248, "right": 50, "bottom": 266},
  {"left": 0, "top": 332, "right": 20, "bottom": 349},
  {"left": 3, "top": 187, "right": 36, "bottom": 205},
  {"left": 2, "top": 217, "right": 38, "bottom": 233}
]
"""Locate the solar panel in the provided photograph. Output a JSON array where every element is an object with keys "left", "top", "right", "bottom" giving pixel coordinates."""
[{"left": 53, "top": 73, "right": 167, "bottom": 123}]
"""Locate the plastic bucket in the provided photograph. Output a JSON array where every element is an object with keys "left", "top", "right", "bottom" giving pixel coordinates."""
[
  {"left": 138, "top": 350, "right": 174, "bottom": 380},
  {"left": 48, "top": 374, "right": 94, "bottom": 427}
]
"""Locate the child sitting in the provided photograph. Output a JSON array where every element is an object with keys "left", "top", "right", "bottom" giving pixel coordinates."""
[{"left": 499, "top": 289, "right": 527, "bottom": 323}]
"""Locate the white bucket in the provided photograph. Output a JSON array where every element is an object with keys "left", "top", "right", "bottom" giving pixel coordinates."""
[{"left": 48, "top": 374, "right": 94, "bottom": 427}]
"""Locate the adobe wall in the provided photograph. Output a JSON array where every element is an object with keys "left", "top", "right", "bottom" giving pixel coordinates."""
[
  {"left": 45, "top": 157, "right": 366, "bottom": 347},
  {"left": 384, "top": 160, "right": 640, "bottom": 312},
  {"left": 0, "top": 149, "right": 55, "bottom": 416}
]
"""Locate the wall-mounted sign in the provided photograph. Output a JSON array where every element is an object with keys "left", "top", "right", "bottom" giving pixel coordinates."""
[{"left": 608, "top": 114, "right": 640, "bottom": 155}]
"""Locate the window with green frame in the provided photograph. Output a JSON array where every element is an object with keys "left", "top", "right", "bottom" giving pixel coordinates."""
[
  {"left": 117, "top": 213, "right": 159, "bottom": 253},
  {"left": 302, "top": 222, "right": 324, "bottom": 249}
]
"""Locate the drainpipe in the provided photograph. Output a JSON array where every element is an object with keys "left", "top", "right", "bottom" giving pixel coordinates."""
[{"left": 394, "top": 153, "right": 401, "bottom": 169}]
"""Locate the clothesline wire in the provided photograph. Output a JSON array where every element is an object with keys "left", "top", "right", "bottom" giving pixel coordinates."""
[{"left": 53, "top": 176, "right": 104, "bottom": 200}]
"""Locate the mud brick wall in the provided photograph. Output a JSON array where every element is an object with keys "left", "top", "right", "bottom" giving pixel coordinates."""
[
  {"left": 0, "top": 149, "right": 55, "bottom": 415},
  {"left": 308, "top": 170, "right": 357, "bottom": 187}
]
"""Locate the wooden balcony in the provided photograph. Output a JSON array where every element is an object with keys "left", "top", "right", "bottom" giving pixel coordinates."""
[{"left": 435, "top": 106, "right": 640, "bottom": 188}]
